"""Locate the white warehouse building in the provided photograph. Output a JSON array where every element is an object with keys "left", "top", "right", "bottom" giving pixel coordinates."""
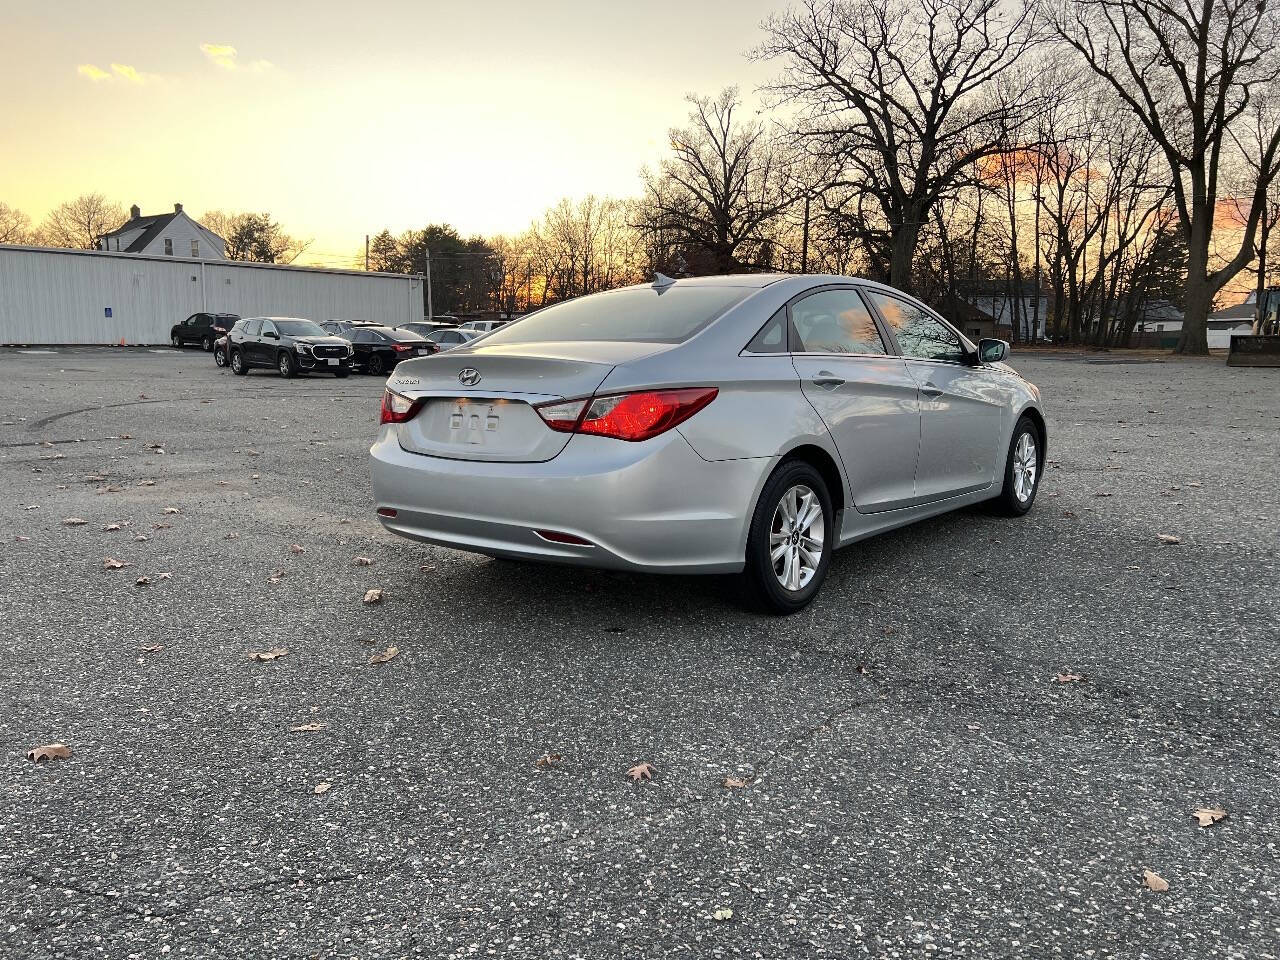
[{"left": 0, "top": 245, "right": 422, "bottom": 345}]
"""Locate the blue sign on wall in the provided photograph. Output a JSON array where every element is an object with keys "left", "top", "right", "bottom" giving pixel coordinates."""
[{"left": 104, "top": 307, "right": 112, "bottom": 318}]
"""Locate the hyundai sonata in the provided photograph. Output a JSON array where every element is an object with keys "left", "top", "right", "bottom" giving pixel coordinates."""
[{"left": 369, "top": 274, "right": 1045, "bottom": 612}]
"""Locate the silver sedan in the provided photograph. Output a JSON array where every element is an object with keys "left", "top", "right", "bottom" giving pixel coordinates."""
[{"left": 369, "top": 274, "right": 1045, "bottom": 612}]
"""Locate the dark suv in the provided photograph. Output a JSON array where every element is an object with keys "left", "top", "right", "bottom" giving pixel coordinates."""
[
  {"left": 228, "top": 317, "right": 354, "bottom": 378},
  {"left": 171, "top": 312, "right": 240, "bottom": 352}
]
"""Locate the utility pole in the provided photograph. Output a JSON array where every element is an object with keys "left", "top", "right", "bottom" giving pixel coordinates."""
[
  {"left": 365, "top": 234, "right": 369, "bottom": 272},
  {"left": 425, "top": 248, "right": 434, "bottom": 320}
]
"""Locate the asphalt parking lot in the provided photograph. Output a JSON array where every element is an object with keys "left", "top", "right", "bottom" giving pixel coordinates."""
[{"left": 1, "top": 345, "right": 1278, "bottom": 959}]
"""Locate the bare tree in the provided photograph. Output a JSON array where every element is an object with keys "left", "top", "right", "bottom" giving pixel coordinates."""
[
  {"left": 639, "top": 88, "right": 797, "bottom": 273},
  {"left": 1050, "top": 0, "right": 1280, "bottom": 354},
  {"left": 758, "top": 0, "right": 1040, "bottom": 292},
  {"left": 0, "top": 202, "right": 32, "bottom": 244},
  {"left": 37, "top": 194, "right": 126, "bottom": 250}
]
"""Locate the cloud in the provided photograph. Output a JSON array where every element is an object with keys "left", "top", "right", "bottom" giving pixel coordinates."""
[
  {"left": 200, "top": 42, "right": 273, "bottom": 72},
  {"left": 77, "top": 63, "right": 111, "bottom": 82},
  {"left": 110, "top": 63, "right": 148, "bottom": 84}
]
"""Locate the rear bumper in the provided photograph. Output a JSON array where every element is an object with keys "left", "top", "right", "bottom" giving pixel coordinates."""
[{"left": 369, "top": 427, "right": 772, "bottom": 573}]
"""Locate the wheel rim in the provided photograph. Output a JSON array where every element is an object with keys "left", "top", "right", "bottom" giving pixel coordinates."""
[
  {"left": 172, "top": 337, "right": 179, "bottom": 347},
  {"left": 769, "top": 484, "right": 825, "bottom": 592},
  {"left": 231, "top": 352, "right": 241, "bottom": 372},
  {"left": 215, "top": 350, "right": 226, "bottom": 367},
  {"left": 1012, "top": 431, "right": 1038, "bottom": 502},
  {"left": 369, "top": 356, "right": 383, "bottom": 374},
  {"left": 279, "top": 355, "right": 290, "bottom": 375}
]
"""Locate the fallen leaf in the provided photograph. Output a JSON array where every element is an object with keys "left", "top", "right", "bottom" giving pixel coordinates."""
[
  {"left": 289, "top": 544, "right": 305, "bottom": 554},
  {"left": 290, "top": 722, "right": 327, "bottom": 732},
  {"left": 139, "top": 644, "right": 165, "bottom": 653},
  {"left": 1157, "top": 534, "right": 1182, "bottom": 545},
  {"left": 103, "top": 523, "right": 122, "bottom": 532},
  {"left": 536, "top": 753, "right": 563, "bottom": 768},
  {"left": 24, "top": 504, "right": 39, "bottom": 511},
  {"left": 712, "top": 907, "right": 734, "bottom": 922},
  {"left": 163, "top": 507, "right": 180, "bottom": 515},
  {"left": 251, "top": 473, "right": 260, "bottom": 480},
  {"left": 419, "top": 564, "right": 436, "bottom": 573},
  {"left": 1143, "top": 868, "right": 1169, "bottom": 892},
  {"left": 723, "top": 776, "right": 750, "bottom": 789},
  {"left": 102, "top": 557, "right": 131, "bottom": 570},
  {"left": 133, "top": 534, "right": 149, "bottom": 542},
  {"left": 225, "top": 531, "right": 239, "bottom": 540},
  {"left": 246, "top": 450, "right": 260, "bottom": 457},
  {"left": 14, "top": 535, "right": 31, "bottom": 542},
  {"left": 135, "top": 576, "right": 151, "bottom": 586},
  {"left": 26, "top": 743, "right": 71, "bottom": 763},
  {"left": 1054, "top": 673, "right": 1085, "bottom": 684},
  {"left": 156, "top": 572, "right": 171, "bottom": 580},
  {"left": 627, "top": 762, "right": 656, "bottom": 783},
  {"left": 152, "top": 522, "right": 171, "bottom": 530},
  {"left": 339, "top": 518, "right": 351, "bottom": 525},
  {"left": 97, "top": 485, "right": 122, "bottom": 494},
  {"left": 1188, "top": 481, "right": 1202, "bottom": 488},
  {"left": 353, "top": 556, "right": 374, "bottom": 566},
  {"left": 266, "top": 570, "right": 285, "bottom": 584},
  {"left": 362, "top": 588, "right": 384, "bottom": 605},
  {"left": 248, "top": 646, "right": 288, "bottom": 662},
  {"left": 1094, "top": 492, "right": 1112, "bottom": 498},
  {"left": 139, "top": 479, "right": 156, "bottom": 486},
  {"left": 1193, "top": 807, "right": 1227, "bottom": 828},
  {"left": 62, "top": 517, "right": 88, "bottom": 526},
  {"left": 313, "top": 782, "right": 332, "bottom": 795},
  {"left": 369, "top": 646, "right": 399, "bottom": 664}
]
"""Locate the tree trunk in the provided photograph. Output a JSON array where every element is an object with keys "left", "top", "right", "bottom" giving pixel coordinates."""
[
  {"left": 1177, "top": 277, "right": 1212, "bottom": 354},
  {"left": 888, "top": 215, "right": 922, "bottom": 292}
]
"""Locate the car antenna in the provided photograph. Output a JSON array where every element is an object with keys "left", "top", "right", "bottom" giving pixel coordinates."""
[{"left": 653, "top": 272, "right": 676, "bottom": 292}]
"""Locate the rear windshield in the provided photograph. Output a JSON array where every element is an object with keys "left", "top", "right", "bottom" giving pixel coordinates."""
[
  {"left": 480, "top": 286, "right": 752, "bottom": 345},
  {"left": 384, "top": 328, "right": 425, "bottom": 341},
  {"left": 275, "top": 320, "right": 326, "bottom": 337}
]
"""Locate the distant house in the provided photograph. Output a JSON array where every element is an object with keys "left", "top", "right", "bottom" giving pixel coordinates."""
[
  {"left": 97, "top": 203, "right": 226, "bottom": 260},
  {"left": 961, "top": 290, "right": 1048, "bottom": 341},
  {"left": 1208, "top": 292, "right": 1258, "bottom": 348}
]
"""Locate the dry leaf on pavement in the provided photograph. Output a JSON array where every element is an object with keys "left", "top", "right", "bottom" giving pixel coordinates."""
[
  {"left": 369, "top": 646, "right": 399, "bottom": 664},
  {"left": 289, "top": 544, "right": 305, "bottom": 554},
  {"left": 1193, "top": 807, "right": 1227, "bottom": 828},
  {"left": 1054, "top": 673, "right": 1085, "bottom": 684},
  {"left": 536, "top": 753, "right": 563, "bottom": 768},
  {"left": 363, "top": 588, "right": 384, "bottom": 605},
  {"left": 139, "top": 644, "right": 165, "bottom": 653},
  {"left": 313, "top": 782, "right": 332, "bottom": 795},
  {"left": 163, "top": 507, "right": 180, "bottom": 515},
  {"left": 103, "top": 523, "right": 122, "bottom": 532},
  {"left": 712, "top": 907, "right": 734, "bottom": 922},
  {"left": 139, "top": 479, "right": 156, "bottom": 486},
  {"left": 723, "top": 776, "right": 750, "bottom": 789},
  {"left": 102, "top": 557, "right": 131, "bottom": 570},
  {"left": 152, "top": 522, "right": 171, "bottom": 530},
  {"left": 62, "top": 517, "right": 89, "bottom": 526},
  {"left": 267, "top": 569, "right": 285, "bottom": 584},
  {"left": 248, "top": 646, "right": 288, "bottom": 662},
  {"left": 353, "top": 556, "right": 374, "bottom": 566},
  {"left": 135, "top": 576, "right": 151, "bottom": 586},
  {"left": 1157, "top": 534, "right": 1182, "bottom": 545},
  {"left": 290, "top": 722, "right": 327, "bottom": 732},
  {"left": 225, "top": 532, "right": 239, "bottom": 540},
  {"left": 1142, "top": 868, "right": 1169, "bottom": 892},
  {"left": 27, "top": 743, "right": 71, "bottom": 763},
  {"left": 627, "top": 762, "right": 656, "bottom": 783}
]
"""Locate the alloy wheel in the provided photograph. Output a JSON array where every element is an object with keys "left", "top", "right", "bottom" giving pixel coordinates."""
[
  {"left": 769, "top": 484, "right": 825, "bottom": 592},
  {"left": 1012, "top": 432, "right": 1037, "bottom": 502}
]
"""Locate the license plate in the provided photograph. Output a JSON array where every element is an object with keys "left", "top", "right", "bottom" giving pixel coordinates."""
[{"left": 327, "top": 358, "right": 338, "bottom": 366}]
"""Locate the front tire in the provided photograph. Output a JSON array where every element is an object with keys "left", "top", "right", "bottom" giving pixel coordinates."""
[
  {"left": 992, "top": 416, "right": 1042, "bottom": 516},
  {"left": 171, "top": 335, "right": 181, "bottom": 348},
  {"left": 230, "top": 349, "right": 248, "bottom": 376},
  {"left": 738, "top": 461, "right": 834, "bottom": 614},
  {"left": 214, "top": 346, "right": 227, "bottom": 368},
  {"left": 278, "top": 351, "right": 297, "bottom": 378}
]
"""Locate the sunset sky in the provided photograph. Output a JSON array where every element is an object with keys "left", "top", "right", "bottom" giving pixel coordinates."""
[{"left": 0, "top": 1, "right": 780, "bottom": 267}]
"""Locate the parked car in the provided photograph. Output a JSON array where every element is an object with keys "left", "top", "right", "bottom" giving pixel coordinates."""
[
  {"left": 422, "top": 328, "right": 479, "bottom": 352},
  {"left": 213, "top": 319, "right": 244, "bottom": 368},
  {"left": 370, "top": 274, "right": 1045, "bottom": 613},
  {"left": 340, "top": 326, "right": 433, "bottom": 375},
  {"left": 320, "top": 319, "right": 384, "bottom": 336},
  {"left": 172, "top": 312, "right": 240, "bottom": 352},
  {"left": 456, "top": 319, "right": 509, "bottom": 334},
  {"left": 228, "top": 317, "right": 354, "bottom": 378},
  {"left": 399, "top": 321, "right": 458, "bottom": 340}
]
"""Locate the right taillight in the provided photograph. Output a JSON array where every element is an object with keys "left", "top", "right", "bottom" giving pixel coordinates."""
[
  {"left": 380, "top": 389, "right": 422, "bottom": 425},
  {"left": 535, "top": 388, "right": 717, "bottom": 442}
]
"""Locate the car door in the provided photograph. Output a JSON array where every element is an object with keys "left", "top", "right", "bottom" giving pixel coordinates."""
[
  {"left": 788, "top": 287, "right": 922, "bottom": 513},
  {"left": 237, "top": 318, "right": 261, "bottom": 362},
  {"left": 179, "top": 315, "right": 199, "bottom": 344},
  {"left": 863, "top": 289, "right": 1007, "bottom": 501},
  {"left": 258, "top": 319, "right": 280, "bottom": 365}
]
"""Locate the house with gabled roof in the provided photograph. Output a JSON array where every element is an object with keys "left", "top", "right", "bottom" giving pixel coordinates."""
[{"left": 97, "top": 203, "right": 226, "bottom": 260}]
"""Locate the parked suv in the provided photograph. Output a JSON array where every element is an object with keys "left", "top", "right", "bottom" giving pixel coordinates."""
[
  {"left": 456, "top": 319, "right": 509, "bottom": 334},
  {"left": 213, "top": 319, "right": 244, "bottom": 367},
  {"left": 228, "top": 317, "right": 354, "bottom": 378},
  {"left": 172, "top": 312, "right": 240, "bottom": 352}
]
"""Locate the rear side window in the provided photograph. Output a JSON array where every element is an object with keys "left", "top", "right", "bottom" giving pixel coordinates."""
[
  {"left": 865, "top": 291, "right": 966, "bottom": 363},
  {"left": 244, "top": 319, "right": 262, "bottom": 337},
  {"left": 745, "top": 307, "right": 788, "bottom": 353},
  {"left": 480, "top": 286, "right": 752, "bottom": 345},
  {"left": 791, "top": 289, "right": 887, "bottom": 355}
]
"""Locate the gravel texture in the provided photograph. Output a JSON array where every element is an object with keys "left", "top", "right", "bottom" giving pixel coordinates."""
[{"left": 1, "top": 346, "right": 1277, "bottom": 958}]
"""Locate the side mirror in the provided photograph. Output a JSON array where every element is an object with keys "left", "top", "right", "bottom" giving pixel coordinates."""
[
  {"left": 977, "top": 338, "right": 1008, "bottom": 364},
  {"left": 265, "top": 331, "right": 279, "bottom": 340}
]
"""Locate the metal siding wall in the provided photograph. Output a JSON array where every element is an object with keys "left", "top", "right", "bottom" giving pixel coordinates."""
[{"left": 0, "top": 247, "right": 419, "bottom": 344}]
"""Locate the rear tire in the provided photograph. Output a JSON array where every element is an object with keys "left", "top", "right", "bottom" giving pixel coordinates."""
[
  {"left": 230, "top": 349, "right": 248, "bottom": 376},
  {"left": 737, "top": 461, "right": 834, "bottom": 615},
  {"left": 171, "top": 335, "right": 181, "bottom": 348},
  {"left": 367, "top": 353, "right": 386, "bottom": 376},
  {"left": 992, "top": 415, "right": 1042, "bottom": 516},
  {"left": 201, "top": 335, "right": 213, "bottom": 352},
  {"left": 278, "top": 351, "right": 296, "bottom": 378}
]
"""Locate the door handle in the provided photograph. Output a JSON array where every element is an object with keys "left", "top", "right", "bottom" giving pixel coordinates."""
[
  {"left": 812, "top": 370, "right": 845, "bottom": 389},
  {"left": 920, "top": 382, "right": 944, "bottom": 398}
]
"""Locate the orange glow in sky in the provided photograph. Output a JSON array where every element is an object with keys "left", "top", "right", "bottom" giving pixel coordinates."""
[{"left": 0, "top": 0, "right": 777, "bottom": 266}]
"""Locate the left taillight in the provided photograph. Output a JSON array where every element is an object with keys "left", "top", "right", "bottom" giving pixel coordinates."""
[
  {"left": 380, "top": 389, "right": 422, "bottom": 425},
  {"left": 534, "top": 387, "right": 717, "bottom": 442}
]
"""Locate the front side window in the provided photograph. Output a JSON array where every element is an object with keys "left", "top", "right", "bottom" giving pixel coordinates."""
[
  {"left": 481, "top": 286, "right": 752, "bottom": 346},
  {"left": 791, "top": 289, "right": 887, "bottom": 355},
  {"left": 260, "top": 320, "right": 278, "bottom": 338},
  {"left": 866, "top": 291, "right": 966, "bottom": 363}
]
